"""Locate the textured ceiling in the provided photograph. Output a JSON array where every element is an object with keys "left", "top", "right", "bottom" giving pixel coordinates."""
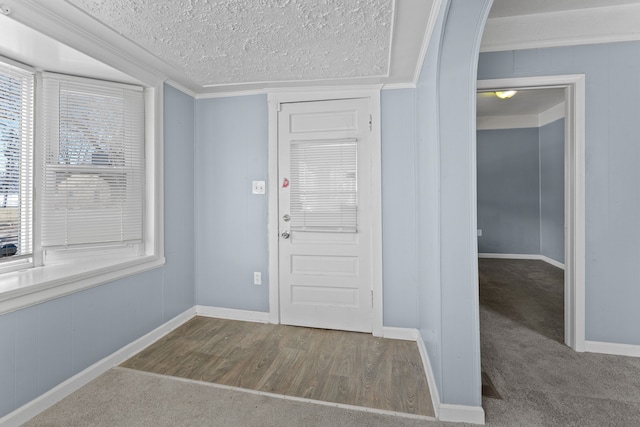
[{"left": 65, "top": 0, "right": 393, "bottom": 88}]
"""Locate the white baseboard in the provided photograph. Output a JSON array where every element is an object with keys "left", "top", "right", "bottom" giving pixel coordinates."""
[
  {"left": 195, "top": 305, "right": 270, "bottom": 323},
  {"left": 0, "top": 307, "right": 196, "bottom": 427},
  {"left": 584, "top": 340, "right": 640, "bottom": 357},
  {"left": 414, "top": 332, "right": 485, "bottom": 424},
  {"left": 373, "top": 327, "right": 444, "bottom": 420},
  {"left": 439, "top": 403, "right": 485, "bottom": 425},
  {"left": 382, "top": 326, "right": 419, "bottom": 341},
  {"left": 478, "top": 253, "right": 565, "bottom": 270},
  {"left": 539, "top": 255, "right": 565, "bottom": 270},
  {"left": 415, "top": 331, "right": 442, "bottom": 420}
]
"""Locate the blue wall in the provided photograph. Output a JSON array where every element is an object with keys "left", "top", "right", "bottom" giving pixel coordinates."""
[
  {"left": 477, "top": 121, "right": 565, "bottom": 262},
  {"left": 194, "top": 95, "right": 269, "bottom": 312},
  {"left": 193, "top": 91, "right": 428, "bottom": 328},
  {"left": 540, "top": 119, "right": 565, "bottom": 263},
  {"left": 431, "top": 0, "right": 491, "bottom": 407},
  {"left": 410, "top": 0, "right": 493, "bottom": 407},
  {"left": 477, "top": 127, "right": 541, "bottom": 255},
  {"left": 381, "top": 0, "right": 495, "bottom": 407},
  {"left": 381, "top": 89, "right": 419, "bottom": 328},
  {"left": 415, "top": 0, "right": 446, "bottom": 402},
  {"left": 0, "top": 84, "right": 195, "bottom": 418},
  {"left": 479, "top": 42, "right": 640, "bottom": 344}
]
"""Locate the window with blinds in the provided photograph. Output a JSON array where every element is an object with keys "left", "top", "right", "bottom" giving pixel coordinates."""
[
  {"left": 41, "top": 74, "right": 144, "bottom": 248},
  {"left": 290, "top": 138, "right": 357, "bottom": 232},
  {"left": 0, "top": 61, "right": 34, "bottom": 260}
]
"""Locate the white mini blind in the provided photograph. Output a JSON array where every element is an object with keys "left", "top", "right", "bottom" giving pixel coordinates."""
[
  {"left": 290, "top": 138, "right": 357, "bottom": 232},
  {"left": 0, "top": 61, "right": 33, "bottom": 259},
  {"left": 41, "top": 74, "right": 144, "bottom": 248}
]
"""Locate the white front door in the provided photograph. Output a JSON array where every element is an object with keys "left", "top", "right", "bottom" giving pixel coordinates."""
[{"left": 278, "top": 98, "right": 373, "bottom": 333}]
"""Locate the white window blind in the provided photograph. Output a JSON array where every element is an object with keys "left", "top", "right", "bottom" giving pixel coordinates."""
[
  {"left": 290, "top": 138, "right": 357, "bottom": 232},
  {"left": 41, "top": 74, "right": 144, "bottom": 248},
  {"left": 0, "top": 61, "right": 33, "bottom": 260}
]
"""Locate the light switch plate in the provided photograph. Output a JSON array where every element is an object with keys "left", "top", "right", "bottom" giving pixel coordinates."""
[{"left": 252, "top": 181, "right": 265, "bottom": 194}]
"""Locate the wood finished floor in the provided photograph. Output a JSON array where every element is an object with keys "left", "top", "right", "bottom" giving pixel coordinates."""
[{"left": 121, "top": 316, "right": 434, "bottom": 417}]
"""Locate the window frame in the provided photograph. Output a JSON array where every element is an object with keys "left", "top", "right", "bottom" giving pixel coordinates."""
[
  {"left": 0, "top": 56, "right": 35, "bottom": 273},
  {"left": 39, "top": 72, "right": 146, "bottom": 254},
  {"left": 0, "top": 57, "right": 165, "bottom": 315}
]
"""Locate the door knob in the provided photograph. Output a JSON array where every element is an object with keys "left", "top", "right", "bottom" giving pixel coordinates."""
[{"left": 281, "top": 231, "right": 290, "bottom": 239}]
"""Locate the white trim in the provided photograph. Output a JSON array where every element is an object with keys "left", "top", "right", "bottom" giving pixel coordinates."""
[
  {"left": 478, "top": 253, "right": 565, "bottom": 270},
  {"left": 540, "top": 255, "right": 565, "bottom": 270},
  {"left": 267, "top": 94, "right": 280, "bottom": 325},
  {"left": 267, "top": 88, "right": 384, "bottom": 335},
  {"left": 0, "top": 54, "right": 37, "bottom": 74},
  {"left": 412, "top": 0, "right": 443, "bottom": 85},
  {"left": 164, "top": 79, "right": 197, "bottom": 99},
  {"left": 196, "top": 88, "right": 268, "bottom": 100},
  {"left": 584, "top": 341, "right": 640, "bottom": 358},
  {"left": 195, "top": 305, "right": 270, "bottom": 324},
  {"left": 481, "top": 4, "right": 640, "bottom": 53},
  {"left": 118, "top": 367, "right": 437, "bottom": 422},
  {"left": 477, "top": 75, "right": 586, "bottom": 352},
  {"left": 3, "top": 0, "right": 166, "bottom": 86},
  {"left": 539, "top": 102, "right": 565, "bottom": 127},
  {"left": 385, "top": 0, "right": 397, "bottom": 79},
  {"left": 0, "top": 307, "right": 196, "bottom": 427},
  {"left": 477, "top": 103, "right": 565, "bottom": 131},
  {"left": 266, "top": 85, "right": 383, "bottom": 96},
  {"left": 381, "top": 82, "right": 417, "bottom": 90},
  {"left": 370, "top": 92, "right": 384, "bottom": 337},
  {"left": 477, "top": 114, "right": 539, "bottom": 130},
  {"left": 382, "top": 327, "right": 419, "bottom": 341},
  {"left": 439, "top": 404, "right": 485, "bottom": 425},
  {"left": 416, "top": 331, "right": 441, "bottom": 420},
  {"left": 380, "top": 328, "right": 472, "bottom": 423},
  {"left": 0, "top": 256, "right": 165, "bottom": 315}
]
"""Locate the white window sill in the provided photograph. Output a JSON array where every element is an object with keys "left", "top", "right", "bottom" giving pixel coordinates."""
[{"left": 0, "top": 255, "right": 165, "bottom": 315}]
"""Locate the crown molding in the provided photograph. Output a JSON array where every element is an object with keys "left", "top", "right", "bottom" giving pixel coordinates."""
[
  {"left": 2, "top": 0, "right": 172, "bottom": 86},
  {"left": 165, "top": 80, "right": 197, "bottom": 99},
  {"left": 539, "top": 102, "right": 565, "bottom": 127},
  {"left": 477, "top": 114, "right": 539, "bottom": 131},
  {"left": 412, "top": 0, "right": 443, "bottom": 84},
  {"left": 5, "top": 0, "right": 438, "bottom": 96},
  {"left": 196, "top": 89, "right": 268, "bottom": 100},
  {"left": 481, "top": 3, "right": 640, "bottom": 53},
  {"left": 477, "top": 101, "right": 565, "bottom": 131}
]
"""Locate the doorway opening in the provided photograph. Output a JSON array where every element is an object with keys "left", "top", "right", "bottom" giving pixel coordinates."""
[
  {"left": 477, "top": 86, "right": 566, "bottom": 346},
  {"left": 477, "top": 75, "right": 585, "bottom": 352}
]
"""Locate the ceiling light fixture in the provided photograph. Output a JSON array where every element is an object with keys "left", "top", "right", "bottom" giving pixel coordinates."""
[{"left": 495, "top": 90, "right": 517, "bottom": 99}]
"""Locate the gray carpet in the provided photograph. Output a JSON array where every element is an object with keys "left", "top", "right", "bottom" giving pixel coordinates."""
[
  {"left": 479, "top": 259, "right": 640, "bottom": 426},
  {"left": 23, "top": 259, "right": 640, "bottom": 426},
  {"left": 23, "top": 368, "right": 439, "bottom": 427}
]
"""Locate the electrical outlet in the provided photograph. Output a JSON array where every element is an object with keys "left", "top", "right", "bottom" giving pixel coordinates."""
[
  {"left": 477, "top": 229, "right": 482, "bottom": 237},
  {"left": 252, "top": 181, "right": 265, "bottom": 194},
  {"left": 253, "top": 272, "right": 262, "bottom": 285}
]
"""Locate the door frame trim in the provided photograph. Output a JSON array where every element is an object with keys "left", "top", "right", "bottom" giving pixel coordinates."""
[
  {"left": 267, "top": 87, "right": 384, "bottom": 336},
  {"left": 477, "top": 75, "right": 586, "bottom": 351}
]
